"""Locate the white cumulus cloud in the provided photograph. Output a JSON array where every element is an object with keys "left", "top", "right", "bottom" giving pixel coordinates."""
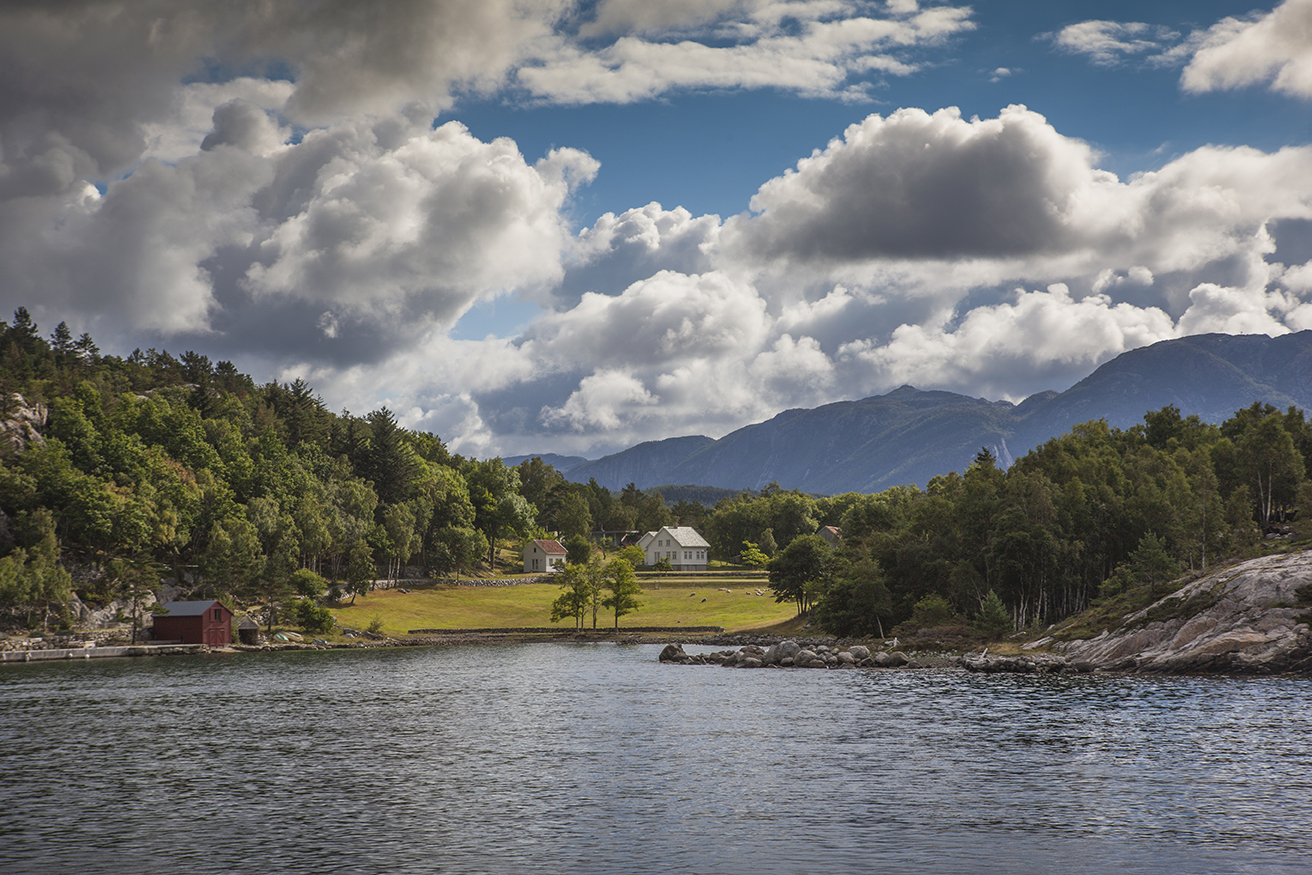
[
  {"left": 1182, "top": 0, "right": 1312, "bottom": 98},
  {"left": 1053, "top": 2, "right": 1312, "bottom": 99}
]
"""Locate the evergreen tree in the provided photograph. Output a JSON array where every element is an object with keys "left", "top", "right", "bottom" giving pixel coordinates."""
[{"left": 975, "top": 590, "right": 1012, "bottom": 638}]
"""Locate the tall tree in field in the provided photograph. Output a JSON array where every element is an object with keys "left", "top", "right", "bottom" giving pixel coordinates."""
[
  {"left": 549, "top": 563, "right": 598, "bottom": 630},
  {"left": 767, "top": 533, "right": 832, "bottom": 614},
  {"left": 601, "top": 558, "right": 642, "bottom": 630}
]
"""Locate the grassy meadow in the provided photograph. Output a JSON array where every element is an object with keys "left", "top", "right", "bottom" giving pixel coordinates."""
[{"left": 327, "top": 574, "right": 799, "bottom": 638}]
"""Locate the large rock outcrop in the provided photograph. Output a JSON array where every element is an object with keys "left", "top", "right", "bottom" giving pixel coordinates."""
[
  {"left": 1054, "top": 551, "right": 1312, "bottom": 673},
  {"left": 1, "top": 394, "right": 47, "bottom": 453}
]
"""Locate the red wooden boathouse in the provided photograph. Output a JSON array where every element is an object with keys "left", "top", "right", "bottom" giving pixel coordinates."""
[{"left": 153, "top": 600, "right": 233, "bottom": 645}]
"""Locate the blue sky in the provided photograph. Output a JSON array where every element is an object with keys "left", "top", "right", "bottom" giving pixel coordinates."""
[
  {"left": 3, "top": 0, "right": 1312, "bottom": 459},
  {"left": 451, "top": 0, "right": 1311, "bottom": 230}
]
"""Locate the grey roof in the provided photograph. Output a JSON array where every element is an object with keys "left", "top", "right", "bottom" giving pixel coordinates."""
[
  {"left": 662, "top": 526, "right": 710, "bottom": 548},
  {"left": 158, "top": 600, "right": 225, "bottom": 617}
]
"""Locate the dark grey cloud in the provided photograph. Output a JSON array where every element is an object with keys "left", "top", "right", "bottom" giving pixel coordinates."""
[{"left": 726, "top": 105, "right": 1102, "bottom": 262}]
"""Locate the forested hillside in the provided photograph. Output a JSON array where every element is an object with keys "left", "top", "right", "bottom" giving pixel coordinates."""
[
  {"left": 794, "top": 404, "right": 1312, "bottom": 637},
  {"left": 0, "top": 309, "right": 679, "bottom": 628}
]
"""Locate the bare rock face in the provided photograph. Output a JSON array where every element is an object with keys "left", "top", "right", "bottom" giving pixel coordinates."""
[
  {"left": 1056, "top": 552, "right": 1312, "bottom": 673},
  {"left": 1, "top": 394, "right": 47, "bottom": 453}
]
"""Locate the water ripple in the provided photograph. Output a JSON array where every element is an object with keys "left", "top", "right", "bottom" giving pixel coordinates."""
[{"left": 2, "top": 645, "right": 1310, "bottom": 873}]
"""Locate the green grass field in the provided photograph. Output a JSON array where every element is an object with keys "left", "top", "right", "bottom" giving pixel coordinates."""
[{"left": 327, "top": 575, "right": 799, "bottom": 637}]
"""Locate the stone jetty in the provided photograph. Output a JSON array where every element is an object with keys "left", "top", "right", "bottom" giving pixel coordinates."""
[
  {"left": 659, "top": 640, "right": 912, "bottom": 668},
  {"left": 960, "top": 652, "right": 1093, "bottom": 674}
]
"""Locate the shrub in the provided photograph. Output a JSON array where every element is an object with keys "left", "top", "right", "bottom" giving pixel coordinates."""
[
  {"left": 290, "top": 568, "right": 327, "bottom": 599},
  {"left": 910, "top": 593, "right": 953, "bottom": 629},
  {"left": 291, "top": 599, "right": 335, "bottom": 634}
]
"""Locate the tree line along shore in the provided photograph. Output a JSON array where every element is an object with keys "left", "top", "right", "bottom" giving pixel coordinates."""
[{"left": 3, "top": 307, "right": 1312, "bottom": 648}]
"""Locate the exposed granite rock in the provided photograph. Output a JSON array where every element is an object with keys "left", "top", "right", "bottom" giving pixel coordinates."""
[
  {"left": 962, "top": 652, "right": 1090, "bottom": 674},
  {"left": 1, "top": 394, "right": 47, "bottom": 453},
  {"left": 1054, "top": 551, "right": 1312, "bottom": 674},
  {"left": 66, "top": 582, "right": 185, "bottom": 630}
]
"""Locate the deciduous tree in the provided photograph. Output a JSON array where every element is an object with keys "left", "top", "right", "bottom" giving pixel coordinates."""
[
  {"left": 601, "top": 558, "right": 642, "bottom": 630},
  {"left": 768, "top": 533, "right": 832, "bottom": 614}
]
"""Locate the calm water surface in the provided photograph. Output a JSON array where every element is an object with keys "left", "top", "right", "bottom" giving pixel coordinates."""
[{"left": 1, "top": 643, "right": 1310, "bottom": 874}]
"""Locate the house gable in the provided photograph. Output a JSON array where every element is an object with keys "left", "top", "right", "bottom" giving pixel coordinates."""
[{"left": 523, "top": 538, "right": 568, "bottom": 573}]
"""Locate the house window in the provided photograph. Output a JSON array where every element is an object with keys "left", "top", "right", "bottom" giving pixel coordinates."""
[{"left": 213, "top": 608, "right": 221, "bottom": 620}]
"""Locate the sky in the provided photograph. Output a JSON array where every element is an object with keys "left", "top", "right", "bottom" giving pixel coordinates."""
[{"left": 4, "top": 1, "right": 1312, "bottom": 460}]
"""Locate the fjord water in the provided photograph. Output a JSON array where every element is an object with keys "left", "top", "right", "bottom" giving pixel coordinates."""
[{"left": 2, "top": 644, "right": 1309, "bottom": 874}]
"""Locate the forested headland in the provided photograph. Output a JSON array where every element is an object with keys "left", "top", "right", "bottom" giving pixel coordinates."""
[{"left": 1, "top": 307, "right": 1308, "bottom": 641}]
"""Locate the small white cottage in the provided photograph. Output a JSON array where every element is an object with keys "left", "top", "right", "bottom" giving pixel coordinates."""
[{"left": 523, "top": 538, "right": 568, "bottom": 573}]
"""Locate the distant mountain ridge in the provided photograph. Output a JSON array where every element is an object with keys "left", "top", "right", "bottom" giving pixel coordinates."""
[
  {"left": 526, "top": 332, "right": 1312, "bottom": 495},
  {"left": 502, "top": 452, "right": 590, "bottom": 473}
]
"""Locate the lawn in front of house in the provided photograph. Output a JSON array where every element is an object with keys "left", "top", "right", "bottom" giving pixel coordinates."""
[{"left": 328, "top": 575, "right": 796, "bottom": 637}]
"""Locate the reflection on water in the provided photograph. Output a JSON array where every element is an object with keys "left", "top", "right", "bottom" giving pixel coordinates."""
[{"left": 2, "top": 644, "right": 1309, "bottom": 874}]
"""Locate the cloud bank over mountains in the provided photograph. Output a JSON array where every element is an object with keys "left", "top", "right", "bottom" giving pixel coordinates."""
[{"left": 4, "top": 0, "right": 1312, "bottom": 458}]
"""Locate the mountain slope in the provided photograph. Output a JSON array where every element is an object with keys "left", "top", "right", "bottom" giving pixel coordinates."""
[
  {"left": 664, "top": 388, "right": 1016, "bottom": 494},
  {"left": 563, "top": 435, "right": 716, "bottom": 488},
  {"left": 1010, "top": 332, "right": 1312, "bottom": 454},
  {"left": 559, "top": 331, "right": 1312, "bottom": 494}
]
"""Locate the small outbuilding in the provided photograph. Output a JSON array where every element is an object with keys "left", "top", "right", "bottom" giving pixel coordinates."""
[
  {"left": 236, "top": 616, "right": 261, "bottom": 645},
  {"left": 153, "top": 600, "right": 233, "bottom": 646},
  {"left": 523, "top": 538, "right": 568, "bottom": 573},
  {"left": 820, "top": 525, "right": 842, "bottom": 547}
]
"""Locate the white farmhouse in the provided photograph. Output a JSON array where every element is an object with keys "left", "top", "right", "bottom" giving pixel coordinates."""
[
  {"left": 523, "top": 538, "right": 567, "bottom": 573},
  {"left": 640, "top": 526, "right": 710, "bottom": 571}
]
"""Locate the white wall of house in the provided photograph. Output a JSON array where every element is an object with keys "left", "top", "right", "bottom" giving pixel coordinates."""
[{"left": 523, "top": 540, "right": 566, "bottom": 573}]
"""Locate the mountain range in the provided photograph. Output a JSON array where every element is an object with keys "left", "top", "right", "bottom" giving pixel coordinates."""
[{"left": 507, "top": 332, "right": 1312, "bottom": 495}]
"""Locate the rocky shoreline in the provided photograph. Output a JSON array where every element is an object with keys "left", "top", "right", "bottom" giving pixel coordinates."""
[
  {"left": 1050, "top": 551, "right": 1312, "bottom": 674},
  {"left": 658, "top": 641, "right": 1095, "bottom": 672}
]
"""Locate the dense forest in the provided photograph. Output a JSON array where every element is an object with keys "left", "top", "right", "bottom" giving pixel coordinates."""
[{"left": 1, "top": 307, "right": 1307, "bottom": 638}]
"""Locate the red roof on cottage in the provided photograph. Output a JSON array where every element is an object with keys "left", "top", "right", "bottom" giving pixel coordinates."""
[{"left": 531, "top": 539, "right": 567, "bottom": 555}]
